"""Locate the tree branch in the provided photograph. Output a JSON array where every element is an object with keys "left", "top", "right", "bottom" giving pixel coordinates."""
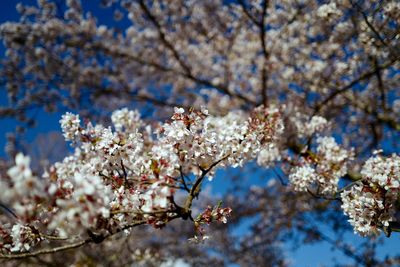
[
  {"left": 259, "top": 0, "right": 269, "bottom": 106},
  {"left": 184, "top": 155, "right": 230, "bottom": 212},
  {"left": 0, "top": 239, "right": 90, "bottom": 260},
  {"left": 313, "top": 58, "right": 398, "bottom": 116},
  {"left": 0, "top": 220, "right": 150, "bottom": 260}
]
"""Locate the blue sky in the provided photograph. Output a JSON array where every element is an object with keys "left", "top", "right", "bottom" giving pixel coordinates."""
[{"left": 0, "top": 1, "right": 398, "bottom": 266}]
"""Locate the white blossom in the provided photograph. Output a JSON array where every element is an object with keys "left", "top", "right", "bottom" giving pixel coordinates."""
[
  {"left": 317, "top": 3, "right": 342, "bottom": 18},
  {"left": 289, "top": 136, "right": 353, "bottom": 195},
  {"left": 0, "top": 106, "right": 282, "bottom": 248},
  {"left": 341, "top": 154, "right": 400, "bottom": 236},
  {"left": 289, "top": 164, "right": 317, "bottom": 192},
  {"left": 60, "top": 112, "right": 81, "bottom": 141}
]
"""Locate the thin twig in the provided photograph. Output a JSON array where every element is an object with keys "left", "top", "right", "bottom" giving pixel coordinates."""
[
  {"left": 0, "top": 220, "right": 151, "bottom": 260},
  {"left": 306, "top": 188, "right": 339, "bottom": 201},
  {"left": 184, "top": 154, "right": 230, "bottom": 211},
  {"left": 0, "top": 239, "right": 90, "bottom": 259},
  {"left": 312, "top": 58, "right": 398, "bottom": 116},
  {"left": 272, "top": 168, "right": 288, "bottom": 186},
  {"left": 179, "top": 166, "right": 190, "bottom": 193}
]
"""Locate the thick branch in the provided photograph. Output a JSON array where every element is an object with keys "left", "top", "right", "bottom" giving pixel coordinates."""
[{"left": 0, "top": 220, "right": 150, "bottom": 260}]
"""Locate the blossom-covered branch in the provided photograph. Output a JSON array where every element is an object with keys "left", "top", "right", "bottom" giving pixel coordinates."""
[{"left": 0, "top": 105, "right": 283, "bottom": 256}]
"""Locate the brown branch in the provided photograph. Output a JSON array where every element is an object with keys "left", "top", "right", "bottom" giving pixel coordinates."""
[
  {"left": 341, "top": 92, "right": 400, "bottom": 132},
  {"left": 373, "top": 57, "right": 386, "bottom": 110},
  {"left": 39, "top": 234, "right": 70, "bottom": 241},
  {"left": 110, "top": 209, "right": 174, "bottom": 216},
  {"left": 287, "top": 141, "right": 362, "bottom": 183},
  {"left": 0, "top": 157, "right": 232, "bottom": 260},
  {"left": 272, "top": 168, "right": 288, "bottom": 186},
  {"left": 0, "top": 239, "right": 90, "bottom": 260},
  {"left": 351, "top": 1, "right": 388, "bottom": 47},
  {"left": 259, "top": 0, "right": 269, "bottom": 106},
  {"left": 184, "top": 155, "right": 230, "bottom": 212},
  {"left": 238, "top": 0, "right": 270, "bottom": 106},
  {"left": 138, "top": 0, "right": 192, "bottom": 76},
  {"left": 306, "top": 188, "right": 339, "bottom": 201},
  {"left": 138, "top": 0, "right": 256, "bottom": 106},
  {"left": 0, "top": 220, "right": 151, "bottom": 260},
  {"left": 238, "top": 0, "right": 261, "bottom": 27},
  {"left": 179, "top": 166, "right": 190, "bottom": 193},
  {"left": 313, "top": 58, "right": 398, "bottom": 116},
  {"left": 0, "top": 202, "right": 18, "bottom": 219}
]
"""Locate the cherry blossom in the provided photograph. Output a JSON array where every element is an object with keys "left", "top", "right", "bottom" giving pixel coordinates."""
[
  {"left": 341, "top": 154, "right": 400, "bottom": 236},
  {"left": 0, "top": 106, "right": 282, "bottom": 253},
  {"left": 0, "top": 0, "right": 399, "bottom": 264}
]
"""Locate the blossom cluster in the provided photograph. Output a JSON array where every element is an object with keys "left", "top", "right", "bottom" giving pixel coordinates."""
[
  {"left": 341, "top": 154, "right": 400, "bottom": 236},
  {"left": 189, "top": 203, "right": 232, "bottom": 244},
  {"left": 160, "top": 106, "right": 283, "bottom": 179},
  {"left": 0, "top": 106, "right": 282, "bottom": 252},
  {"left": 0, "top": 0, "right": 398, "bottom": 256},
  {"left": 289, "top": 136, "right": 353, "bottom": 195},
  {"left": 289, "top": 140, "right": 400, "bottom": 237},
  {"left": 291, "top": 114, "right": 329, "bottom": 138}
]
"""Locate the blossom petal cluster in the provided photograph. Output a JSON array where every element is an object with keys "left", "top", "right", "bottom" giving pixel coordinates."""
[
  {"left": 291, "top": 114, "right": 329, "bottom": 138},
  {"left": 341, "top": 154, "right": 400, "bottom": 236},
  {"left": 160, "top": 106, "right": 284, "bottom": 179},
  {"left": 0, "top": 106, "right": 282, "bottom": 252},
  {"left": 0, "top": 0, "right": 398, "bottom": 257},
  {"left": 289, "top": 136, "right": 353, "bottom": 195}
]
